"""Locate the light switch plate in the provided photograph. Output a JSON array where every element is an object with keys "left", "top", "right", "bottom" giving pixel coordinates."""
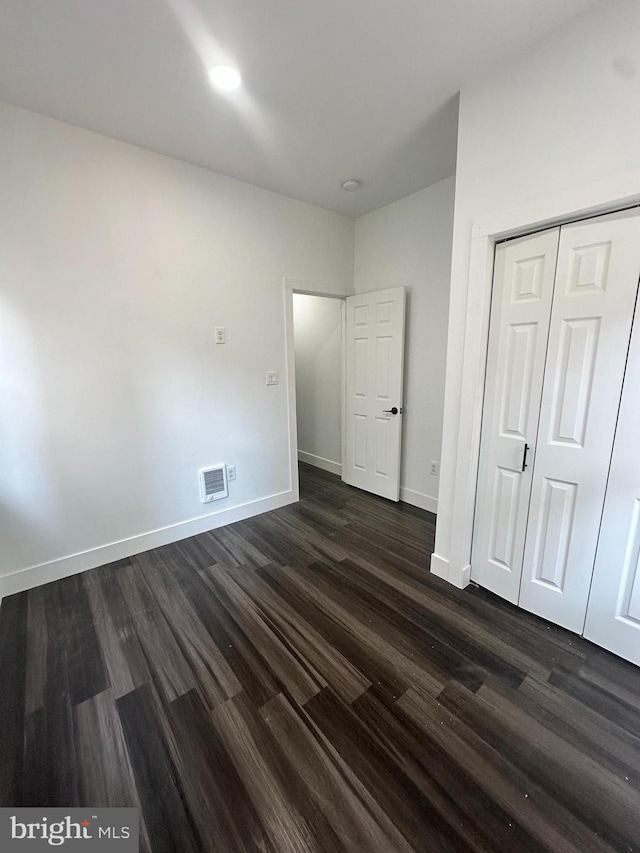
[{"left": 266, "top": 371, "right": 279, "bottom": 385}]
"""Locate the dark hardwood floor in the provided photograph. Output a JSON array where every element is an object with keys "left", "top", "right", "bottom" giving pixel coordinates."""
[{"left": 1, "top": 462, "right": 640, "bottom": 852}]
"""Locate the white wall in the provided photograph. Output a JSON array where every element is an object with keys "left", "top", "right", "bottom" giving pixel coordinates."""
[
  {"left": 292, "top": 294, "right": 343, "bottom": 475},
  {"left": 434, "top": 0, "right": 640, "bottom": 580},
  {"left": 0, "top": 101, "right": 354, "bottom": 594},
  {"left": 354, "top": 177, "right": 455, "bottom": 513}
]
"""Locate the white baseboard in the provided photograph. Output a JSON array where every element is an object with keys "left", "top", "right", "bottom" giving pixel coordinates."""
[
  {"left": 430, "top": 552, "right": 449, "bottom": 580},
  {"left": 0, "top": 490, "right": 296, "bottom": 600},
  {"left": 399, "top": 486, "right": 438, "bottom": 515},
  {"left": 298, "top": 450, "right": 342, "bottom": 476},
  {"left": 429, "top": 553, "right": 471, "bottom": 589},
  {"left": 453, "top": 563, "right": 471, "bottom": 589}
]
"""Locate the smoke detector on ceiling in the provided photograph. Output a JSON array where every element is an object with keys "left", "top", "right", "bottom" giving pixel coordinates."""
[{"left": 341, "top": 179, "right": 362, "bottom": 192}]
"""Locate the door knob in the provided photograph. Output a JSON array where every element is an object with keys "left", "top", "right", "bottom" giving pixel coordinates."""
[{"left": 383, "top": 407, "right": 399, "bottom": 415}]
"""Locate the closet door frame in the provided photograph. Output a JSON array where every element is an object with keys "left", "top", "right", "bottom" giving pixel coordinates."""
[{"left": 431, "top": 169, "right": 640, "bottom": 591}]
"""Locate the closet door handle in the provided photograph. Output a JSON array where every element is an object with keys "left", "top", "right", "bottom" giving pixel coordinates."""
[{"left": 521, "top": 443, "right": 530, "bottom": 472}]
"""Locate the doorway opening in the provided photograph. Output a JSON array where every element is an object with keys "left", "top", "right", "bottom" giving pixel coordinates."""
[
  {"left": 284, "top": 279, "right": 406, "bottom": 504},
  {"left": 292, "top": 292, "right": 345, "bottom": 479}
]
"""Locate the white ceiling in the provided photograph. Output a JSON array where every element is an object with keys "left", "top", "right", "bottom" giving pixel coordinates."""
[{"left": 0, "top": 0, "right": 597, "bottom": 216}]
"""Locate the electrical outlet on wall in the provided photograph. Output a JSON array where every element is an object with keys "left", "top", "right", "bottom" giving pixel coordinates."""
[
  {"left": 430, "top": 460, "right": 439, "bottom": 477},
  {"left": 227, "top": 465, "right": 236, "bottom": 481}
]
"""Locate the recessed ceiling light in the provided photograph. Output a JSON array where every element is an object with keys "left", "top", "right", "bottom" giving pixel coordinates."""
[
  {"left": 341, "top": 179, "right": 362, "bottom": 192},
  {"left": 209, "top": 65, "right": 242, "bottom": 92}
]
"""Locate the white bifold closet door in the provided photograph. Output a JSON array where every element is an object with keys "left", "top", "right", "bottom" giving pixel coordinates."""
[
  {"left": 584, "top": 294, "right": 640, "bottom": 666},
  {"left": 471, "top": 228, "right": 560, "bottom": 603},
  {"left": 519, "top": 210, "right": 640, "bottom": 632},
  {"left": 473, "top": 207, "right": 640, "bottom": 637}
]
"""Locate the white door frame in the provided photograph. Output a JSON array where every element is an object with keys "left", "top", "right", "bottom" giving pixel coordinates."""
[
  {"left": 431, "top": 168, "right": 640, "bottom": 590},
  {"left": 283, "top": 277, "right": 350, "bottom": 501}
]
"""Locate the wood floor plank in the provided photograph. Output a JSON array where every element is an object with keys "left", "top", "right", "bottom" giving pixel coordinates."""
[
  {"left": 54, "top": 574, "right": 111, "bottom": 706},
  {"left": 547, "top": 668, "right": 640, "bottom": 740},
  {"left": 302, "top": 557, "right": 520, "bottom": 690},
  {"left": 22, "top": 698, "right": 79, "bottom": 808},
  {"left": 333, "top": 553, "right": 554, "bottom": 683},
  {"left": 200, "top": 564, "right": 324, "bottom": 705},
  {"left": 117, "top": 684, "right": 200, "bottom": 853},
  {"left": 264, "top": 510, "right": 351, "bottom": 565},
  {"left": 256, "top": 561, "right": 412, "bottom": 702},
  {"left": 116, "top": 562, "right": 196, "bottom": 704},
  {"left": 85, "top": 564, "right": 152, "bottom": 699},
  {"left": 166, "top": 688, "right": 274, "bottom": 853},
  {"left": 229, "top": 563, "right": 371, "bottom": 704},
  {"left": 206, "top": 524, "right": 273, "bottom": 569},
  {"left": 211, "top": 691, "right": 345, "bottom": 853},
  {"left": 74, "top": 689, "right": 151, "bottom": 853},
  {"left": 179, "top": 565, "right": 285, "bottom": 708},
  {"left": 232, "top": 513, "right": 324, "bottom": 568},
  {"left": 468, "top": 680, "right": 640, "bottom": 846},
  {"left": 132, "top": 550, "right": 243, "bottom": 708},
  {"left": 397, "top": 685, "right": 615, "bottom": 853},
  {"left": 2, "top": 461, "right": 640, "bottom": 852},
  {"left": 303, "top": 686, "right": 478, "bottom": 853},
  {"left": 260, "top": 691, "right": 416, "bottom": 853},
  {"left": 162, "top": 535, "right": 220, "bottom": 572},
  {"left": 267, "top": 562, "right": 447, "bottom": 699},
  {"left": 511, "top": 673, "right": 640, "bottom": 787},
  {"left": 0, "top": 591, "right": 28, "bottom": 806},
  {"left": 25, "top": 585, "right": 47, "bottom": 715}
]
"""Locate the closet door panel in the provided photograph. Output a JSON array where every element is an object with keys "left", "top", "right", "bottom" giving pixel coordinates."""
[
  {"left": 519, "top": 208, "right": 640, "bottom": 633},
  {"left": 584, "top": 300, "right": 640, "bottom": 666},
  {"left": 471, "top": 228, "right": 560, "bottom": 602}
]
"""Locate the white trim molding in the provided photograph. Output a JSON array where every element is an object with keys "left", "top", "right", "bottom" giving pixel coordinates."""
[
  {"left": 298, "top": 450, "right": 342, "bottom": 476},
  {"left": 432, "top": 167, "right": 640, "bottom": 590},
  {"left": 430, "top": 553, "right": 449, "bottom": 580},
  {"left": 283, "top": 276, "right": 353, "bottom": 300},
  {"left": 399, "top": 486, "right": 438, "bottom": 515},
  {"left": 0, "top": 490, "right": 296, "bottom": 600},
  {"left": 430, "top": 553, "right": 470, "bottom": 588},
  {"left": 283, "top": 280, "right": 301, "bottom": 502}
]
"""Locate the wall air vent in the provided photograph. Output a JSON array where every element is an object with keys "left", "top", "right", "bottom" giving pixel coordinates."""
[{"left": 200, "top": 465, "right": 229, "bottom": 503}]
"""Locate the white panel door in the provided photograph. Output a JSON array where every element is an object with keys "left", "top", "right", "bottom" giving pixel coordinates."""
[
  {"left": 343, "top": 287, "right": 405, "bottom": 501},
  {"left": 471, "top": 228, "right": 560, "bottom": 602},
  {"left": 584, "top": 297, "right": 640, "bottom": 665},
  {"left": 519, "top": 208, "right": 640, "bottom": 633}
]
